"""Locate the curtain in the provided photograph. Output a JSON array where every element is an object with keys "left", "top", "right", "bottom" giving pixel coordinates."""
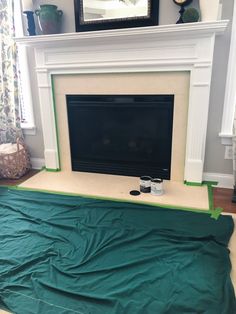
[{"left": 0, "top": 0, "right": 20, "bottom": 129}]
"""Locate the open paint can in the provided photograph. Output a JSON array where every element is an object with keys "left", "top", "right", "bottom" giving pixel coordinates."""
[
  {"left": 151, "top": 178, "right": 164, "bottom": 196},
  {"left": 140, "top": 176, "right": 152, "bottom": 193}
]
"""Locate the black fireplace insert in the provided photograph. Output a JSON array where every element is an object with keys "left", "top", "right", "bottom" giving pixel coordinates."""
[{"left": 66, "top": 95, "right": 174, "bottom": 179}]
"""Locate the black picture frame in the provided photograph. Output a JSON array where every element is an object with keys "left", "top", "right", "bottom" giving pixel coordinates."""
[{"left": 74, "top": 0, "right": 159, "bottom": 32}]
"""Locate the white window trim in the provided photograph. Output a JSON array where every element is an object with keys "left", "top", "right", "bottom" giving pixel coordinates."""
[
  {"left": 14, "top": 1, "right": 36, "bottom": 135},
  {"left": 219, "top": 0, "right": 236, "bottom": 145}
]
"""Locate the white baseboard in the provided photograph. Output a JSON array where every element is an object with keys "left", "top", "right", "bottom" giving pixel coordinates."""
[
  {"left": 31, "top": 158, "right": 45, "bottom": 170},
  {"left": 203, "top": 172, "right": 234, "bottom": 189}
]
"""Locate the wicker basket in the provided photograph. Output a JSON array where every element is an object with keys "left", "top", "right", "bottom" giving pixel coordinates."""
[{"left": 0, "top": 138, "right": 31, "bottom": 179}]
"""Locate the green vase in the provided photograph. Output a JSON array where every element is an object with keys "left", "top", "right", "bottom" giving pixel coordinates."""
[{"left": 35, "top": 5, "right": 63, "bottom": 35}]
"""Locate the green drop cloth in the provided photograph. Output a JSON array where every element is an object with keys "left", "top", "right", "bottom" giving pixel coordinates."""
[{"left": 0, "top": 188, "right": 235, "bottom": 313}]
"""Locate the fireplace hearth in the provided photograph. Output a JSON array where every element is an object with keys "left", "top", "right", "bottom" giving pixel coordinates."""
[{"left": 67, "top": 95, "right": 174, "bottom": 179}]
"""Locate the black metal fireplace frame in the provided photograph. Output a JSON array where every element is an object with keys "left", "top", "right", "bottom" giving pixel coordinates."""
[{"left": 66, "top": 94, "right": 174, "bottom": 179}]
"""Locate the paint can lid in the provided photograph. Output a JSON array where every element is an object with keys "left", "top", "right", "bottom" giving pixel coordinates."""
[
  {"left": 140, "top": 176, "right": 152, "bottom": 181},
  {"left": 151, "top": 178, "right": 163, "bottom": 183},
  {"left": 130, "top": 190, "right": 141, "bottom": 196}
]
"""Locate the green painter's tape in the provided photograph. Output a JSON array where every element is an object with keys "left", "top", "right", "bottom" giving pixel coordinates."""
[
  {"left": 205, "top": 182, "right": 223, "bottom": 220},
  {"left": 184, "top": 181, "right": 203, "bottom": 187},
  {"left": 45, "top": 168, "right": 60, "bottom": 172},
  {"left": 40, "top": 166, "right": 59, "bottom": 172},
  {"left": 5, "top": 185, "right": 214, "bottom": 217},
  {"left": 207, "top": 183, "right": 214, "bottom": 211},
  {"left": 1, "top": 179, "right": 221, "bottom": 219},
  {"left": 211, "top": 207, "right": 223, "bottom": 220},
  {"left": 203, "top": 181, "right": 218, "bottom": 186},
  {"left": 184, "top": 180, "right": 221, "bottom": 219},
  {"left": 51, "top": 76, "right": 61, "bottom": 171},
  {"left": 184, "top": 181, "right": 218, "bottom": 187}
]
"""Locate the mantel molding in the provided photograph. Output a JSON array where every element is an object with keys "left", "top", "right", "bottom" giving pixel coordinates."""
[
  {"left": 15, "top": 21, "right": 229, "bottom": 183},
  {"left": 15, "top": 20, "right": 228, "bottom": 47}
]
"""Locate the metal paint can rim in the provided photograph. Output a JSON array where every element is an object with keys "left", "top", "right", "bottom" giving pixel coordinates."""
[
  {"left": 140, "top": 176, "right": 152, "bottom": 193},
  {"left": 151, "top": 178, "right": 164, "bottom": 196}
]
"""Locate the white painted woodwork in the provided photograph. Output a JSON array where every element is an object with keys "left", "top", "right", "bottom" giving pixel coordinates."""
[
  {"left": 219, "top": 0, "right": 236, "bottom": 145},
  {"left": 15, "top": 21, "right": 228, "bottom": 182},
  {"left": 30, "top": 158, "right": 45, "bottom": 170},
  {"left": 203, "top": 172, "right": 234, "bottom": 189}
]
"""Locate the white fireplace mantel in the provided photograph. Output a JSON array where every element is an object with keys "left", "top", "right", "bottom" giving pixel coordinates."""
[{"left": 15, "top": 21, "right": 228, "bottom": 183}]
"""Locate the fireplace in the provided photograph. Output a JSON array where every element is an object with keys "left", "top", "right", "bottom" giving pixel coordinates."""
[
  {"left": 15, "top": 21, "right": 228, "bottom": 183},
  {"left": 67, "top": 94, "right": 174, "bottom": 179}
]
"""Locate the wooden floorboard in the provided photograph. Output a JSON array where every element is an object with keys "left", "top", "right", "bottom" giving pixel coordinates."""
[
  {"left": 0, "top": 171, "right": 235, "bottom": 214},
  {"left": 0, "top": 169, "right": 39, "bottom": 186},
  {"left": 213, "top": 187, "right": 236, "bottom": 214}
]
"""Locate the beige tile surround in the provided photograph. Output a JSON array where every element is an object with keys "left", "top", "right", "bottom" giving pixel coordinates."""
[{"left": 53, "top": 72, "right": 190, "bottom": 181}]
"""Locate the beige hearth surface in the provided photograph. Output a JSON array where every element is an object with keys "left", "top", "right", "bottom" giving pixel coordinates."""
[{"left": 19, "top": 170, "right": 209, "bottom": 211}]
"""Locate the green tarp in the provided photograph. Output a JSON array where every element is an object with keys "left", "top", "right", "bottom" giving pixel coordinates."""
[{"left": 0, "top": 187, "right": 235, "bottom": 313}]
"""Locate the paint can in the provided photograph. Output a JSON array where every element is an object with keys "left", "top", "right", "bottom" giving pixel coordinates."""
[
  {"left": 151, "top": 178, "right": 164, "bottom": 196},
  {"left": 140, "top": 176, "right": 152, "bottom": 193}
]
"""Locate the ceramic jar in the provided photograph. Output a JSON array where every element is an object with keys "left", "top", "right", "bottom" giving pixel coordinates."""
[
  {"left": 199, "top": 0, "right": 220, "bottom": 21},
  {"left": 35, "top": 5, "right": 63, "bottom": 35}
]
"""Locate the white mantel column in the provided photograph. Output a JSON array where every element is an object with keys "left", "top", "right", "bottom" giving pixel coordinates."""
[
  {"left": 185, "top": 66, "right": 214, "bottom": 183},
  {"left": 36, "top": 69, "right": 60, "bottom": 170}
]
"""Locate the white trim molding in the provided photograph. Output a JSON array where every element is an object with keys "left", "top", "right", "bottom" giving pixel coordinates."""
[
  {"left": 14, "top": 0, "right": 36, "bottom": 131},
  {"left": 219, "top": 1, "right": 236, "bottom": 144},
  {"left": 22, "top": 126, "right": 37, "bottom": 136},
  {"left": 203, "top": 172, "right": 234, "bottom": 189},
  {"left": 31, "top": 158, "right": 45, "bottom": 170},
  {"left": 15, "top": 21, "right": 228, "bottom": 183}
]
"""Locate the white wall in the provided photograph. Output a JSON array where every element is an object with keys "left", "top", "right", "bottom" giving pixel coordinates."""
[{"left": 204, "top": 0, "right": 233, "bottom": 174}]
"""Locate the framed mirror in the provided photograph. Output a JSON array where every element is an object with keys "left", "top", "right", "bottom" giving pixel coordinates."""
[{"left": 74, "top": 0, "right": 159, "bottom": 32}]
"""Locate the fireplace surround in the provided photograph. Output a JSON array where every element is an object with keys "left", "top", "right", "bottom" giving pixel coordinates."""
[
  {"left": 51, "top": 72, "right": 189, "bottom": 182},
  {"left": 15, "top": 21, "right": 229, "bottom": 183}
]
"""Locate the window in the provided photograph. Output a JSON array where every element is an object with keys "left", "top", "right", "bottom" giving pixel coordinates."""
[{"left": 14, "top": 1, "right": 35, "bottom": 133}]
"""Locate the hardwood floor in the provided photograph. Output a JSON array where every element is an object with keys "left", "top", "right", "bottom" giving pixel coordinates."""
[
  {"left": 0, "top": 171, "right": 235, "bottom": 214},
  {"left": 213, "top": 187, "right": 236, "bottom": 214},
  {"left": 0, "top": 169, "right": 39, "bottom": 186}
]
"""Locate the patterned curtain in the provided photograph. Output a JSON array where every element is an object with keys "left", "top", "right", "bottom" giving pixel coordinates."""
[{"left": 0, "top": 0, "right": 20, "bottom": 129}]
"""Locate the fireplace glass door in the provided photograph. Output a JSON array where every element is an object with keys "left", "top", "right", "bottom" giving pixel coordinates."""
[{"left": 66, "top": 95, "right": 174, "bottom": 179}]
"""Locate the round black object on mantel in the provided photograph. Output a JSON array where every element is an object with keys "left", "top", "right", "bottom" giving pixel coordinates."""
[{"left": 173, "top": 0, "right": 193, "bottom": 24}]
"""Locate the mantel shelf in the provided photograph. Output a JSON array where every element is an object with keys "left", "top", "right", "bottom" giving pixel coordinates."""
[{"left": 15, "top": 20, "right": 229, "bottom": 47}]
